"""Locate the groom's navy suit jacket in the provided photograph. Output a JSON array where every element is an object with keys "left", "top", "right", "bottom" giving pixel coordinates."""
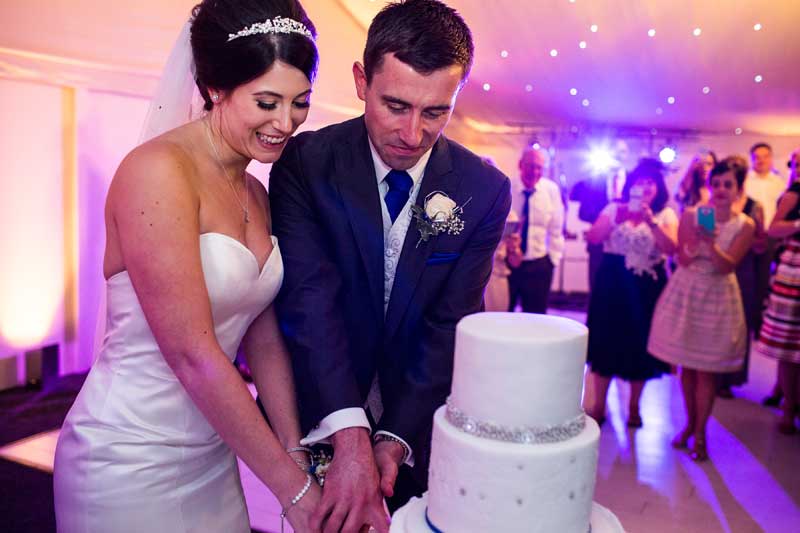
[{"left": 270, "top": 117, "right": 511, "bottom": 485}]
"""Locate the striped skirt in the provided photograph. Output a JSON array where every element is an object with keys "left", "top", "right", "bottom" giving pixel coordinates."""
[{"left": 757, "top": 242, "right": 800, "bottom": 363}]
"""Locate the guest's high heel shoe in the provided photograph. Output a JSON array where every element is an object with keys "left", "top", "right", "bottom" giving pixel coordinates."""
[
  {"left": 587, "top": 410, "right": 606, "bottom": 427},
  {"left": 670, "top": 429, "right": 692, "bottom": 449},
  {"left": 762, "top": 392, "right": 782, "bottom": 407},
  {"left": 689, "top": 437, "right": 708, "bottom": 462},
  {"left": 777, "top": 411, "right": 798, "bottom": 435},
  {"left": 777, "top": 420, "right": 797, "bottom": 435},
  {"left": 627, "top": 412, "right": 643, "bottom": 428}
]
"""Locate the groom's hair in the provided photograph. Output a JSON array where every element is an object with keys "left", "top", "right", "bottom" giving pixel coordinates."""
[
  {"left": 363, "top": 0, "right": 474, "bottom": 84},
  {"left": 191, "top": 0, "right": 319, "bottom": 111}
]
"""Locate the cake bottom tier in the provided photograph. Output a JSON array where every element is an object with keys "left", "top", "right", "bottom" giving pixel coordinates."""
[
  {"left": 390, "top": 495, "right": 625, "bottom": 533},
  {"left": 425, "top": 406, "right": 601, "bottom": 533}
]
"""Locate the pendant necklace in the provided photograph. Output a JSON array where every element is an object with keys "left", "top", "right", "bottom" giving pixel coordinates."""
[{"left": 204, "top": 120, "right": 250, "bottom": 224}]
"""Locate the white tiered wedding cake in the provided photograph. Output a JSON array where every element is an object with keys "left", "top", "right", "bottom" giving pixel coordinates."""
[{"left": 390, "top": 313, "right": 624, "bottom": 533}]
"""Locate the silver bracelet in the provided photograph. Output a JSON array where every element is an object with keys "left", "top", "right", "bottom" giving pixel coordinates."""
[
  {"left": 286, "top": 446, "right": 312, "bottom": 455},
  {"left": 373, "top": 433, "right": 410, "bottom": 464},
  {"left": 280, "top": 474, "right": 314, "bottom": 533},
  {"left": 287, "top": 446, "right": 312, "bottom": 472}
]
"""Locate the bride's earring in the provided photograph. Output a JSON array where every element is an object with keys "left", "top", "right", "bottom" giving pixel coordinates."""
[{"left": 211, "top": 93, "right": 219, "bottom": 103}]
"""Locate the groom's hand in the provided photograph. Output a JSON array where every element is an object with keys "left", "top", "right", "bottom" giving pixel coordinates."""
[
  {"left": 311, "top": 427, "right": 389, "bottom": 533},
  {"left": 373, "top": 440, "right": 405, "bottom": 498}
]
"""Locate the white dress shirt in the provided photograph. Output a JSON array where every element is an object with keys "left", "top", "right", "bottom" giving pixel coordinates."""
[
  {"left": 744, "top": 170, "right": 785, "bottom": 227},
  {"left": 299, "top": 140, "right": 433, "bottom": 466},
  {"left": 511, "top": 177, "right": 565, "bottom": 264},
  {"left": 606, "top": 168, "right": 626, "bottom": 202}
]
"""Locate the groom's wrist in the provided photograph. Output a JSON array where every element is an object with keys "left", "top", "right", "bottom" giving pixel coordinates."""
[
  {"left": 330, "top": 426, "right": 371, "bottom": 452},
  {"left": 373, "top": 438, "right": 406, "bottom": 465}
]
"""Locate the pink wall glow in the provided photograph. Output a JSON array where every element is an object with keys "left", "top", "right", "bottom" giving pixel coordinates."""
[
  {"left": 71, "top": 89, "right": 150, "bottom": 374},
  {"left": 0, "top": 79, "right": 65, "bottom": 383}
]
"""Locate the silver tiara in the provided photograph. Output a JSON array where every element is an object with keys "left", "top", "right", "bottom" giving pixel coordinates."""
[{"left": 227, "top": 16, "right": 314, "bottom": 42}]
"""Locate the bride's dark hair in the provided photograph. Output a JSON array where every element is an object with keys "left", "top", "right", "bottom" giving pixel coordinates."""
[{"left": 190, "top": 0, "right": 318, "bottom": 110}]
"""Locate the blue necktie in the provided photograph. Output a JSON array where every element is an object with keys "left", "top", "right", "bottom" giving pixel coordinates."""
[
  {"left": 520, "top": 189, "right": 534, "bottom": 254},
  {"left": 384, "top": 169, "right": 413, "bottom": 223}
]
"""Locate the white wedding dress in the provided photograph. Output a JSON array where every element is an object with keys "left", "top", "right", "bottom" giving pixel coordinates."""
[{"left": 54, "top": 233, "right": 283, "bottom": 533}]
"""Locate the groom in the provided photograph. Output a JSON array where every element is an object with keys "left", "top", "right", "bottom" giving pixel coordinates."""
[{"left": 270, "top": 1, "right": 511, "bottom": 531}]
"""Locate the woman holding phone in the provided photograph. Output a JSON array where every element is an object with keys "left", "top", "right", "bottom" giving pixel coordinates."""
[
  {"left": 584, "top": 158, "right": 678, "bottom": 427},
  {"left": 649, "top": 156, "right": 755, "bottom": 461}
]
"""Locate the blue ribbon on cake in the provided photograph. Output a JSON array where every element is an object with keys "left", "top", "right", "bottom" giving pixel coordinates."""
[{"left": 424, "top": 508, "right": 445, "bottom": 533}]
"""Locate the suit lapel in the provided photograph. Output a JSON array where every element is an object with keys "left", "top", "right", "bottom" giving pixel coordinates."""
[
  {"left": 332, "top": 118, "right": 385, "bottom": 321},
  {"left": 384, "top": 136, "right": 461, "bottom": 340}
]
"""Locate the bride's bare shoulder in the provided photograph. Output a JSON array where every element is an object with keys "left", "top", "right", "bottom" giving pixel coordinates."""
[{"left": 108, "top": 126, "right": 200, "bottom": 210}]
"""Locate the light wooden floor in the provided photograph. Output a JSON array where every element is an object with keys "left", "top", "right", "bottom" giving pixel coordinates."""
[{"left": 2, "top": 309, "right": 799, "bottom": 532}]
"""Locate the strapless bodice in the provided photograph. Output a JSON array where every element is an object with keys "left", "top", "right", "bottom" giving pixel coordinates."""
[{"left": 99, "top": 233, "right": 282, "bottom": 378}]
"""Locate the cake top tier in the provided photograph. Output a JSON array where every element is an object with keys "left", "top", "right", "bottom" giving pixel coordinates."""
[
  {"left": 458, "top": 312, "right": 587, "bottom": 345},
  {"left": 449, "top": 312, "right": 588, "bottom": 431}
]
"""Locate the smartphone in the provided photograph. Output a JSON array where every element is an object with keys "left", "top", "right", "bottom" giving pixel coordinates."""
[
  {"left": 697, "top": 206, "right": 715, "bottom": 233},
  {"left": 503, "top": 220, "right": 520, "bottom": 238},
  {"left": 628, "top": 185, "right": 644, "bottom": 213}
]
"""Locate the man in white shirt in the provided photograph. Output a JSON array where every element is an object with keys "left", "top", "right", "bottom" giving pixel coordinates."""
[
  {"left": 743, "top": 142, "right": 786, "bottom": 395},
  {"left": 745, "top": 142, "right": 785, "bottom": 227},
  {"left": 508, "top": 147, "right": 565, "bottom": 314}
]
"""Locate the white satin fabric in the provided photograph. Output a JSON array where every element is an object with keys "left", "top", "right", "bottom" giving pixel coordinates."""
[{"left": 54, "top": 233, "right": 283, "bottom": 533}]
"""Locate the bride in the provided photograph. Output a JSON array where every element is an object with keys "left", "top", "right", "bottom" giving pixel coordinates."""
[{"left": 53, "top": 1, "right": 322, "bottom": 531}]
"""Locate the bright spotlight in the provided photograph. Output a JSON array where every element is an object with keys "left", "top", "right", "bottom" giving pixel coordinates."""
[
  {"left": 584, "top": 143, "right": 619, "bottom": 176},
  {"left": 659, "top": 146, "right": 677, "bottom": 164}
]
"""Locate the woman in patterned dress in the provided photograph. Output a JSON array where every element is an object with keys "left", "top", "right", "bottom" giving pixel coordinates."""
[
  {"left": 649, "top": 156, "right": 755, "bottom": 461},
  {"left": 756, "top": 152, "right": 800, "bottom": 434},
  {"left": 584, "top": 159, "right": 678, "bottom": 427}
]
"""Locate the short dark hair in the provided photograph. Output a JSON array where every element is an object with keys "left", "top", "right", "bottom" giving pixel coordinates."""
[
  {"left": 363, "top": 0, "right": 474, "bottom": 84},
  {"left": 750, "top": 142, "right": 772, "bottom": 154},
  {"left": 191, "top": 0, "right": 318, "bottom": 110},
  {"left": 621, "top": 158, "right": 669, "bottom": 213},
  {"left": 709, "top": 155, "right": 749, "bottom": 189}
]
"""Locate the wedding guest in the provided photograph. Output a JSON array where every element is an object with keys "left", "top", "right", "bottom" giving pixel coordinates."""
[
  {"left": 484, "top": 211, "right": 522, "bottom": 312},
  {"left": 717, "top": 192, "right": 767, "bottom": 398},
  {"left": 649, "top": 156, "right": 755, "bottom": 461},
  {"left": 746, "top": 142, "right": 785, "bottom": 227},
  {"left": 570, "top": 176, "right": 610, "bottom": 291},
  {"left": 757, "top": 148, "right": 800, "bottom": 434},
  {"left": 675, "top": 150, "right": 716, "bottom": 212},
  {"left": 762, "top": 148, "right": 800, "bottom": 407},
  {"left": 584, "top": 158, "right": 678, "bottom": 427},
  {"left": 508, "top": 146, "right": 565, "bottom": 313},
  {"left": 482, "top": 156, "right": 521, "bottom": 312},
  {"left": 53, "top": 2, "right": 322, "bottom": 531}
]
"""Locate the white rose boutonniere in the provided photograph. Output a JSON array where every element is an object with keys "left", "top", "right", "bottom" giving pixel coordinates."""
[
  {"left": 410, "top": 191, "right": 472, "bottom": 247},
  {"left": 425, "top": 194, "right": 457, "bottom": 222}
]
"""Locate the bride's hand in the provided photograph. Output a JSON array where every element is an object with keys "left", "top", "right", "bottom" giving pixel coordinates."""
[{"left": 286, "top": 481, "right": 322, "bottom": 533}]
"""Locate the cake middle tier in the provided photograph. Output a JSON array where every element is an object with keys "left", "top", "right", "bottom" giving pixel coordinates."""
[
  {"left": 451, "top": 312, "right": 589, "bottom": 428},
  {"left": 427, "top": 406, "right": 600, "bottom": 533}
]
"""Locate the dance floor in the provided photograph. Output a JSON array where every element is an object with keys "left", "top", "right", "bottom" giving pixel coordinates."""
[{"left": 1, "top": 309, "right": 799, "bottom": 532}]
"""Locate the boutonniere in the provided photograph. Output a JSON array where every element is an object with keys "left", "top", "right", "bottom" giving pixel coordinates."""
[{"left": 410, "top": 191, "right": 472, "bottom": 247}]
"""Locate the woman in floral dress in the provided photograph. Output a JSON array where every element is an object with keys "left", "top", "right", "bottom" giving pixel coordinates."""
[{"left": 584, "top": 159, "right": 678, "bottom": 427}]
